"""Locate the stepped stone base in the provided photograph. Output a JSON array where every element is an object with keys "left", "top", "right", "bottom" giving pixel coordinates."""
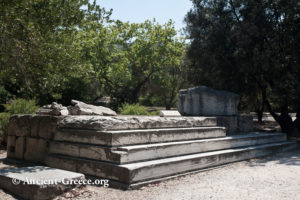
[
  {"left": 5, "top": 114, "right": 297, "bottom": 190},
  {"left": 49, "top": 133, "right": 285, "bottom": 164},
  {"left": 46, "top": 141, "right": 297, "bottom": 187},
  {"left": 6, "top": 115, "right": 219, "bottom": 163}
]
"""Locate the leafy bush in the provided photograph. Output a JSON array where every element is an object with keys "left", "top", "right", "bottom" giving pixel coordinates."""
[
  {"left": 0, "top": 99, "right": 38, "bottom": 138},
  {"left": 0, "top": 112, "right": 11, "bottom": 138},
  {"left": 119, "top": 104, "right": 159, "bottom": 116},
  {"left": 4, "top": 99, "right": 39, "bottom": 115}
]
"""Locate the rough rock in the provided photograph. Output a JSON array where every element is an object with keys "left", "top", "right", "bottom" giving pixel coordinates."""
[
  {"left": 36, "top": 102, "right": 69, "bottom": 116},
  {"left": 67, "top": 100, "right": 117, "bottom": 116},
  {"left": 178, "top": 86, "right": 240, "bottom": 116}
]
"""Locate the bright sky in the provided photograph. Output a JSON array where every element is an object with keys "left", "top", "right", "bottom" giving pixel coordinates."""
[{"left": 97, "top": 0, "right": 193, "bottom": 32}]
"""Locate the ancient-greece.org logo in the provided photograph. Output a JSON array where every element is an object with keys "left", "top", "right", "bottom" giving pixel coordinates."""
[{"left": 12, "top": 177, "right": 109, "bottom": 188}]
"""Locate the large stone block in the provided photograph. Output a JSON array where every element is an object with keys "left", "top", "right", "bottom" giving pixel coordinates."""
[
  {"left": 216, "top": 116, "right": 238, "bottom": 133},
  {"left": 7, "top": 115, "right": 31, "bottom": 137},
  {"left": 24, "top": 138, "right": 48, "bottom": 163},
  {"left": 6, "top": 136, "right": 16, "bottom": 158},
  {"left": 38, "top": 116, "right": 59, "bottom": 139},
  {"left": 30, "top": 115, "right": 40, "bottom": 137},
  {"left": 15, "top": 137, "right": 26, "bottom": 160},
  {"left": 178, "top": 86, "right": 240, "bottom": 116},
  {"left": 8, "top": 115, "right": 60, "bottom": 139},
  {"left": 7, "top": 136, "right": 26, "bottom": 160}
]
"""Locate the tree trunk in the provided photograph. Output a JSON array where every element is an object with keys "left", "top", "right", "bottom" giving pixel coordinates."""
[
  {"left": 290, "top": 110, "right": 300, "bottom": 137},
  {"left": 256, "top": 109, "right": 264, "bottom": 123},
  {"left": 277, "top": 111, "right": 293, "bottom": 135},
  {"left": 265, "top": 99, "right": 294, "bottom": 137}
]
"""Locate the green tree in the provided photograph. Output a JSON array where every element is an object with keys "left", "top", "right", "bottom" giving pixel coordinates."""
[
  {"left": 0, "top": 0, "right": 110, "bottom": 105},
  {"left": 149, "top": 52, "right": 188, "bottom": 110},
  {"left": 185, "top": 0, "right": 300, "bottom": 136},
  {"left": 86, "top": 20, "right": 186, "bottom": 109}
]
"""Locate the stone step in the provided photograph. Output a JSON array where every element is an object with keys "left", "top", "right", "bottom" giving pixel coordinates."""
[
  {"left": 49, "top": 133, "right": 286, "bottom": 164},
  {"left": 45, "top": 141, "right": 297, "bottom": 187},
  {"left": 53, "top": 126, "right": 226, "bottom": 146}
]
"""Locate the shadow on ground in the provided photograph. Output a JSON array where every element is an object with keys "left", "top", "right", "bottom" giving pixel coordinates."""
[{"left": 248, "top": 146, "right": 300, "bottom": 167}]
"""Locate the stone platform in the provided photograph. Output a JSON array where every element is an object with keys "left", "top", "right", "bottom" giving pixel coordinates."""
[{"left": 5, "top": 114, "right": 298, "bottom": 189}]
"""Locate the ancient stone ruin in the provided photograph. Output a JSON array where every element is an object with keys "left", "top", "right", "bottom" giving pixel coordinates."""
[
  {"left": 179, "top": 86, "right": 253, "bottom": 133},
  {"left": 36, "top": 100, "right": 117, "bottom": 116},
  {"left": 178, "top": 86, "right": 240, "bottom": 116},
  {"left": 3, "top": 89, "right": 297, "bottom": 192}
]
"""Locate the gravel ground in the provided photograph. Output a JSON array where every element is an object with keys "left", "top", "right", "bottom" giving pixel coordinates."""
[{"left": 0, "top": 147, "right": 299, "bottom": 200}]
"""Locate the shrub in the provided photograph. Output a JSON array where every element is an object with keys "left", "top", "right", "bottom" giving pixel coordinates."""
[
  {"left": 0, "top": 112, "right": 10, "bottom": 138},
  {"left": 120, "top": 103, "right": 159, "bottom": 116},
  {"left": 4, "top": 99, "right": 39, "bottom": 115},
  {"left": 0, "top": 99, "right": 38, "bottom": 138}
]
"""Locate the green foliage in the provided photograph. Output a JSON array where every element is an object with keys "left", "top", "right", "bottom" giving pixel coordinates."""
[
  {"left": 0, "top": 1, "right": 186, "bottom": 112},
  {"left": 0, "top": 0, "right": 110, "bottom": 105},
  {"left": 0, "top": 112, "right": 10, "bottom": 137},
  {"left": 98, "top": 20, "right": 186, "bottom": 109},
  {"left": 0, "top": 99, "right": 38, "bottom": 137},
  {"left": 3, "top": 99, "right": 39, "bottom": 115},
  {"left": 119, "top": 104, "right": 158, "bottom": 116}
]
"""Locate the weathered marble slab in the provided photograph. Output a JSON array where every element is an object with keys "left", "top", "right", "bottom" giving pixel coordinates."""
[{"left": 58, "top": 116, "right": 217, "bottom": 131}]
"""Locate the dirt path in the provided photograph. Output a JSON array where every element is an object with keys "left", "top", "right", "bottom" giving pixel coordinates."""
[{"left": 1, "top": 147, "right": 300, "bottom": 200}]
